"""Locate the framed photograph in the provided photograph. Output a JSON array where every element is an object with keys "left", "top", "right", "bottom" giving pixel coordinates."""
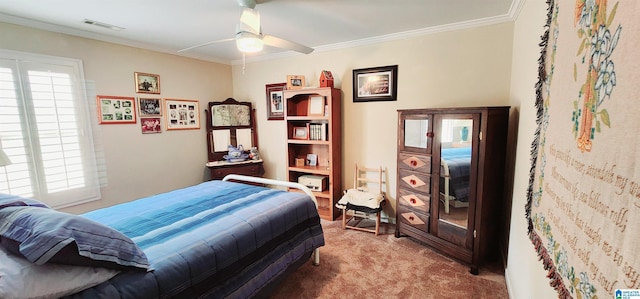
[
  {"left": 286, "top": 75, "right": 305, "bottom": 90},
  {"left": 140, "top": 117, "right": 162, "bottom": 134},
  {"left": 293, "top": 126, "right": 309, "bottom": 140},
  {"left": 96, "top": 95, "right": 137, "bottom": 124},
  {"left": 266, "top": 83, "right": 286, "bottom": 120},
  {"left": 138, "top": 97, "right": 162, "bottom": 116},
  {"left": 306, "top": 153, "right": 318, "bottom": 167},
  {"left": 164, "top": 98, "right": 200, "bottom": 130},
  {"left": 352, "top": 65, "right": 398, "bottom": 102},
  {"left": 134, "top": 72, "right": 160, "bottom": 94},
  {"left": 308, "top": 95, "right": 325, "bottom": 116}
]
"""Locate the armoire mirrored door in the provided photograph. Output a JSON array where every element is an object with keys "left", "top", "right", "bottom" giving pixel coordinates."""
[{"left": 432, "top": 113, "right": 479, "bottom": 250}]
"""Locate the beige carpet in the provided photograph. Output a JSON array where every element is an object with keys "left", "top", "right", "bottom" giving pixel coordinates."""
[{"left": 270, "top": 219, "right": 509, "bottom": 298}]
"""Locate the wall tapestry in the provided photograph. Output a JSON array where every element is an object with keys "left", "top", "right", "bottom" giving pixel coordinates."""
[{"left": 528, "top": 0, "right": 639, "bottom": 298}]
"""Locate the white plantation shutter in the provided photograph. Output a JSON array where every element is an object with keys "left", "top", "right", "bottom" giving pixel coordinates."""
[
  {"left": 441, "top": 119, "right": 454, "bottom": 143},
  {"left": 0, "top": 50, "right": 100, "bottom": 208}
]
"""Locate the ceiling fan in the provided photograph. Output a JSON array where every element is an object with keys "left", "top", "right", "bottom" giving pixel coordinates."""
[{"left": 178, "top": 0, "right": 313, "bottom": 55}]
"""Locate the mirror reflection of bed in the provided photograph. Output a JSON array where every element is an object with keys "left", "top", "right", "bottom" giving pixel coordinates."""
[{"left": 439, "top": 118, "right": 473, "bottom": 229}]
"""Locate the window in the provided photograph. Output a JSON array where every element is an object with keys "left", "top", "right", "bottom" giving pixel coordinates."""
[
  {"left": 441, "top": 119, "right": 454, "bottom": 143},
  {"left": 0, "top": 50, "right": 100, "bottom": 208}
]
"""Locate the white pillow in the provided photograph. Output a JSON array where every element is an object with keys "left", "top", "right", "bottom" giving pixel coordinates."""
[{"left": 0, "top": 246, "right": 118, "bottom": 299}]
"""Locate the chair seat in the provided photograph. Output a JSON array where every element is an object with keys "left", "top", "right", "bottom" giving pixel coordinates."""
[
  {"left": 337, "top": 164, "right": 385, "bottom": 236},
  {"left": 336, "top": 188, "right": 384, "bottom": 210},
  {"left": 340, "top": 201, "right": 384, "bottom": 213}
]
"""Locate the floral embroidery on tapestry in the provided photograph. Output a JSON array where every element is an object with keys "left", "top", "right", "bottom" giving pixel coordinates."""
[{"left": 572, "top": 0, "right": 621, "bottom": 153}]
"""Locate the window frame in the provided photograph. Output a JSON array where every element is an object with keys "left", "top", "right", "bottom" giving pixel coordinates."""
[{"left": 0, "top": 49, "right": 101, "bottom": 208}]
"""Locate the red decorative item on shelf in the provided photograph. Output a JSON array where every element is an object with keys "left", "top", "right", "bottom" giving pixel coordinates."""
[{"left": 319, "top": 70, "right": 334, "bottom": 88}]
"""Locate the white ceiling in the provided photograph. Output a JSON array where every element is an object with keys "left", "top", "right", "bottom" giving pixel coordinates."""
[{"left": 0, "top": 0, "right": 520, "bottom": 65}]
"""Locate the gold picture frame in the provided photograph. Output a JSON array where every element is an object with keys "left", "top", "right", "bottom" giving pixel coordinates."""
[{"left": 134, "top": 72, "right": 160, "bottom": 94}]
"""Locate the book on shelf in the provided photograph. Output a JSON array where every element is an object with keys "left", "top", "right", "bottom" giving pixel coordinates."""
[{"left": 308, "top": 123, "right": 328, "bottom": 141}]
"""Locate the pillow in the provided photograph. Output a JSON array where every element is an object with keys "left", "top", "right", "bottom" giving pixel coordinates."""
[
  {"left": 0, "top": 205, "right": 150, "bottom": 271},
  {"left": 0, "top": 193, "right": 50, "bottom": 209},
  {"left": 0, "top": 246, "right": 119, "bottom": 299}
]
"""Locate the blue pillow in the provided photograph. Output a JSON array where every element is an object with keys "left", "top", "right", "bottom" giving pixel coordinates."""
[
  {"left": 0, "top": 193, "right": 50, "bottom": 209},
  {"left": 0, "top": 205, "right": 150, "bottom": 271}
]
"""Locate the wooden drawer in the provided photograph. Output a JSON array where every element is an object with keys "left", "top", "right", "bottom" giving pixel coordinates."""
[
  {"left": 209, "top": 162, "right": 265, "bottom": 180},
  {"left": 397, "top": 188, "right": 430, "bottom": 214},
  {"left": 398, "top": 206, "right": 429, "bottom": 233},
  {"left": 398, "top": 153, "right": 431, "bottom": 173},
  {"left": 398, "top": 169, "right": 431, "bottom": 195}
]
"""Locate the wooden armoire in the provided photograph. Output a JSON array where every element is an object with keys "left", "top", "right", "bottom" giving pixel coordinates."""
[{"left": 395, "top": 106, "right": 509, "bottom": 274}]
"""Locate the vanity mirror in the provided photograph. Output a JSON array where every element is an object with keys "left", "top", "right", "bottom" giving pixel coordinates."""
[{"left": 205, "top": 98, "right": 264, "bottom": 180}]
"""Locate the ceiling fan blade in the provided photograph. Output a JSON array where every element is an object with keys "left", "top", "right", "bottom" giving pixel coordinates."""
[
  {"left": 239, "top": 7, "right": 260, "bottom": 34},
  {"left": 263, "top": 35, "right": 314, "bottom": 54},
  {"left": 177, "top": 38, "right": 234, "bottom": 52}
]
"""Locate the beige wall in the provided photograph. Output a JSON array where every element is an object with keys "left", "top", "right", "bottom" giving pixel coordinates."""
[
  {"left": 506, "top": 0, "right": 557, "bottom": 297},
  {"left": 1, "top": 22, "right": 233, "bottom": 213},
  {"left": 231, "top": 22, "right": 514, "bottom": 218}
]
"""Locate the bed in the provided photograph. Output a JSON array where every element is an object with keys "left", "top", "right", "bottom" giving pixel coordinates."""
[
  {"left": 0, "top": 175, "right": 324, "bottom": 299},
  {"left": 440, "top": 147, "right": 471, "bottom": 214}
]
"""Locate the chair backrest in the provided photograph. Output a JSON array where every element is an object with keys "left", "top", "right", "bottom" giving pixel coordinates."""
[{"left": 353, "top": 163, "right": 383, "bottom": 194}]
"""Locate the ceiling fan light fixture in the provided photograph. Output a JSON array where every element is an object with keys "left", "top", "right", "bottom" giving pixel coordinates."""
[{"left": 236, "top": 32, "right": 263, "bottom": 53}]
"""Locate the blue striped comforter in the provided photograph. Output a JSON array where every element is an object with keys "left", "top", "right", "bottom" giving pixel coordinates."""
[
  {"left": 65, "top": 180, "right": 324, "bottom": 299},
  {"left": 441, "top": 147, "right": 471, "bottom": 202}
]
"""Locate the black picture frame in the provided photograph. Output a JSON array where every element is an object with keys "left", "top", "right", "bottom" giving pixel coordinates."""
[{"left": 352, "top": 65, "right": 398, "bottom": 102}]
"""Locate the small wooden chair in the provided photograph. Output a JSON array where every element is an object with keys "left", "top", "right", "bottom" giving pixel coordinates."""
[{"left": 336, "top": 164, "right": 385, "bottom": 235}]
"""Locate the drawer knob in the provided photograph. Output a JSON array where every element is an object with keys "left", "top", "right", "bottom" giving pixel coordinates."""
[
  {"left": 410, "top": 198, "right": 416, "bottom": 204},
  {"left": 410, "top": 160, "right": 417, "bottom": 167},
  {"left": 410, "top": 179, "right": 416, "bottom": 185},
  {"left": 409, "top": 216, "right": 415, "bottom": 221}
]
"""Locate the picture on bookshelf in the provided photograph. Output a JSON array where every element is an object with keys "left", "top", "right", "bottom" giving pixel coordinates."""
[
  {"left": 306, "top": 154, "right": 318, "bottom": 166},
  {"left": 286, "top": 75, "right": 305, "bottom": 90},
  {"left": 308, "top": 96, "right": 325, "bottom": 116},
  {"left": 293, "top": 126, "right": 309, "bottom": 140}
]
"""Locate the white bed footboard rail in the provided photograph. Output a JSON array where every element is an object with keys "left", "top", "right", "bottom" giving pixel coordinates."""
[{"left": 221, "top": 174, "right": 321, "bottom": 265}]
